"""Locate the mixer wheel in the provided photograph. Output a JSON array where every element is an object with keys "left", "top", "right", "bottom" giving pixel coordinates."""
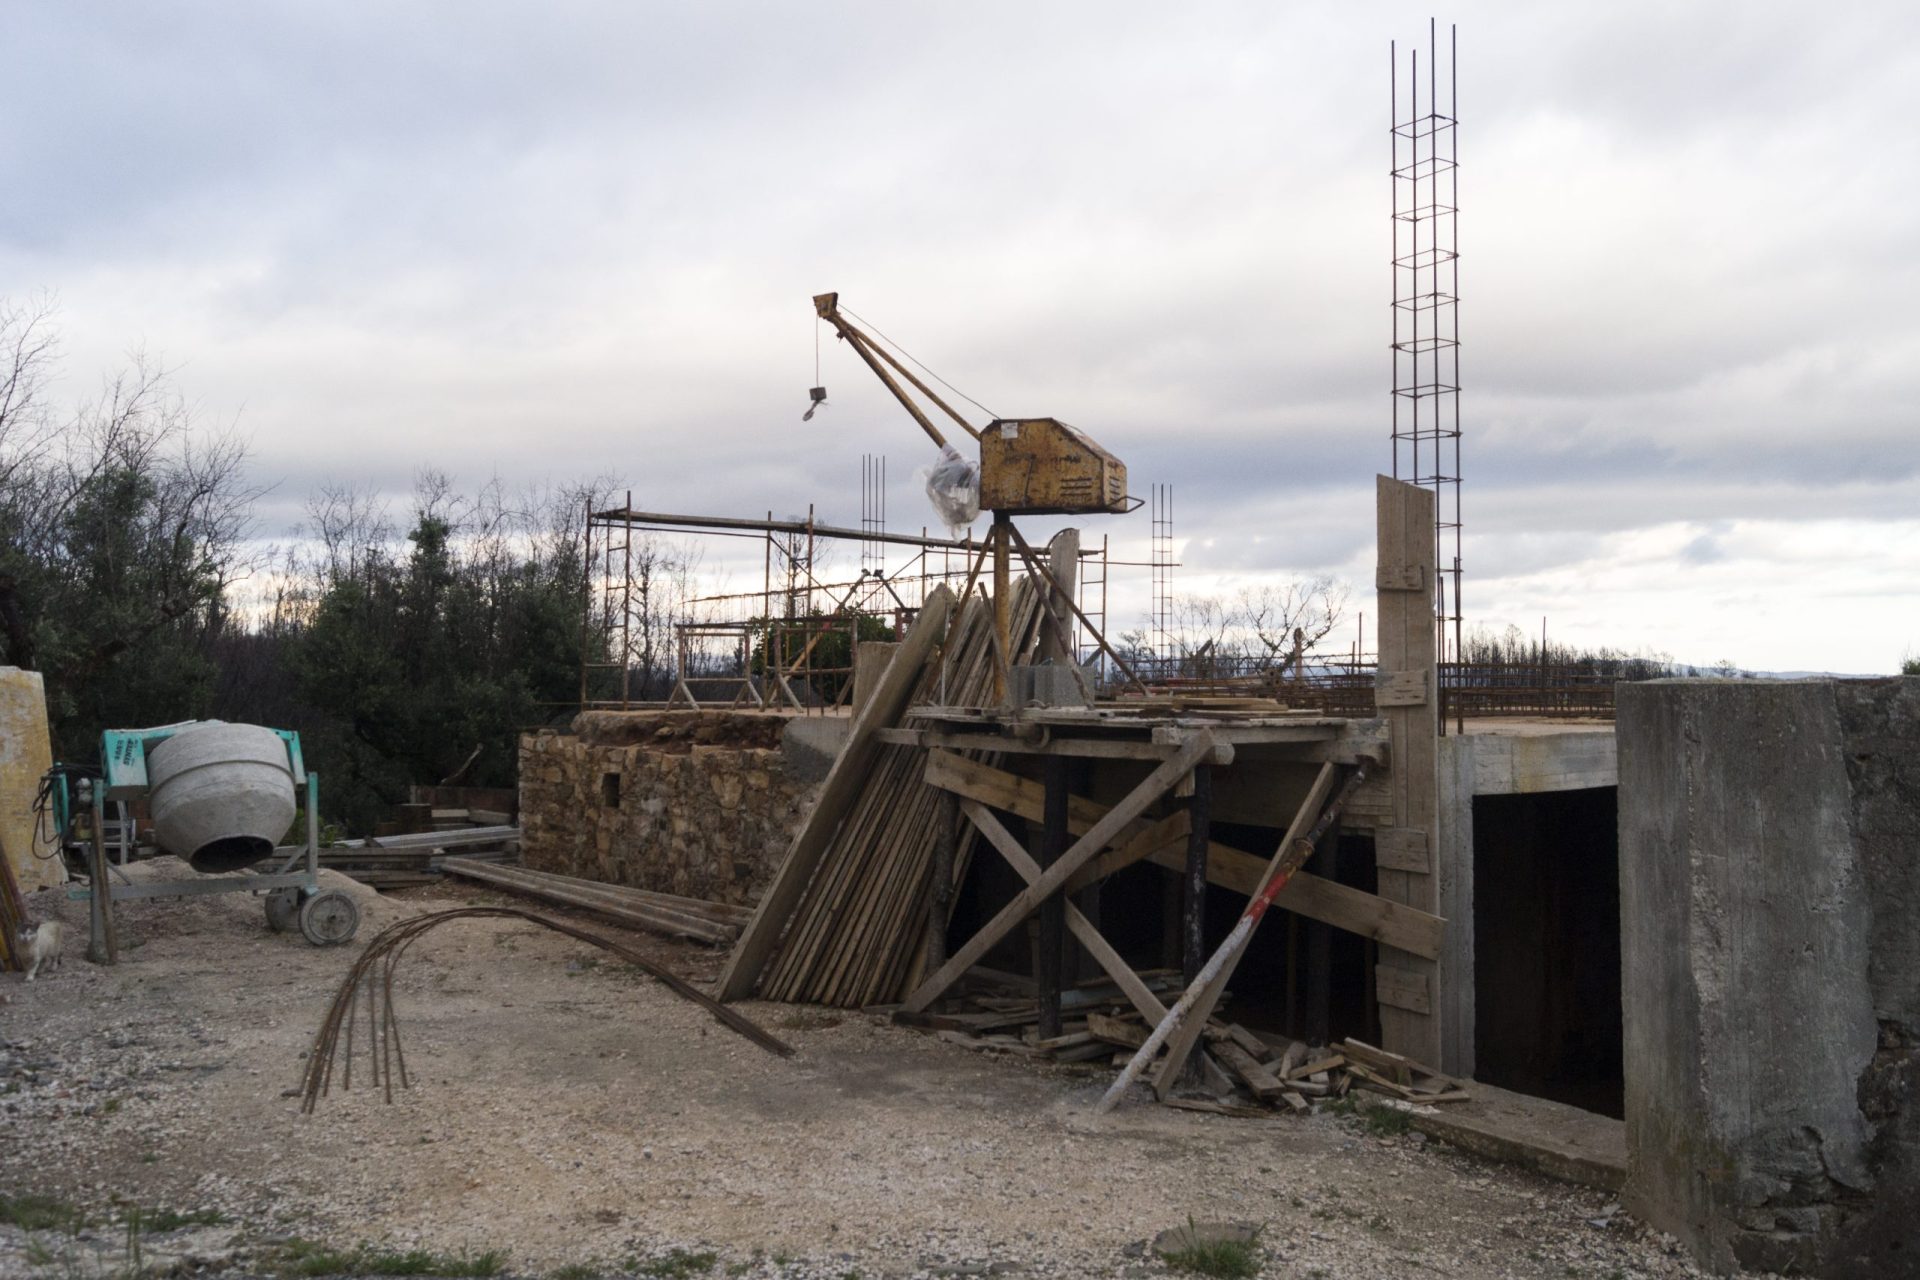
[
  {"left": 264, "top": 888, "right": 302, "bottom": 932},
  {"left": 299, "top": 890, "right": 361, "bottom": 946}
]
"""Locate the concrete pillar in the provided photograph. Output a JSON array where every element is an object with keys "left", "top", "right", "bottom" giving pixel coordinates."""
[{"left": 1617, "top": 678, "right": 1919, "bottom": 1276}]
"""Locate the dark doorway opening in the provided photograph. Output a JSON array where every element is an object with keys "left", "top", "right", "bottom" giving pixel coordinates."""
[{"left": 1473, "top": 787, "right": 1623, "bottom": 1118}]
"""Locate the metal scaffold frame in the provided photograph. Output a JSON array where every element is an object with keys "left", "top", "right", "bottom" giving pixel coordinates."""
[{"left": 578, "top": 504, "right": 1125, "bottom": 712}]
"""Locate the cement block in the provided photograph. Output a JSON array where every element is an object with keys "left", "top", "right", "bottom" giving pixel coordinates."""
[{"left": 1617, "top": 678, "right": 1919, "bottom": 1276}]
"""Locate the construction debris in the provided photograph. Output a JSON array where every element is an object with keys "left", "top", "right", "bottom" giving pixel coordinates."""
[{"left": 885, "top": 979, "right": 1467, "bottom": 1115}]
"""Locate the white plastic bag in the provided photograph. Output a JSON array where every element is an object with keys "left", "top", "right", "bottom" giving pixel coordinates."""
[{"left": 921, "top": 444, "right": 980, "bottom": 532}]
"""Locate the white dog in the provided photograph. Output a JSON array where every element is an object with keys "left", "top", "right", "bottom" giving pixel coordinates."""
[{"left": 22, "top": 920, "right": 65, "bottom": 981}]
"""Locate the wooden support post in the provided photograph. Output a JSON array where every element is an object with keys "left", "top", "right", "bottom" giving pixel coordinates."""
[
  {"left": 927, "top": 788, "right": 958, "bottom": 975},
  {"left": 1040, "top": 528, "right": 1079, "bottom": 666},
  {"left": 1305, "top": 820, "right": 1338, "bottom": 1047},
  {"left": 1160, "top": 867, "right": 1183, "bottom": 970},
  {"left": 1375, "top": 475, "right": 1443, "bottom": 1066},
  {"left": 991, "top": 515, "right": 1011, "bottom": 705},
  {"left": 1182, "top": 763, "right": 1212, "bottom": 985},
  {"left": 1036, "top": 756, "right": 1069, "bottom": 1039}
]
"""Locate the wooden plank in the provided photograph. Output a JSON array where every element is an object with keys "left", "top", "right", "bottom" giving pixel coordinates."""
[
  {"left": 716, "top": 587, "right": 953, "bottom": 1001},
  {"left": 1375, "top": 669, "right": 1429, "bottom": 707},
  {"left": 927, "top": 748, "right": 1443, "bottom": 959},
  {"left": 1374, "top": 564, "right": 1427, "bottom": 592},
  {"left": 1375, "top": 826, "right": 1431, "bottom": 874},
  {"left": 1087, "top": 1012, "right": 1149, "bottom": 1049},
  {"left": 1213, "top": 1040, "right": 1287, "bottom": 1104},
  {"left": 1374, "top": 965, "right": 1433, "bottom": 1015},
  {"left": 1163, "top": 1097, "right": 1270, "bottom": 1119},
  {"left": 957, "top": 800, "right": 1170, "bottom": 1028},
  {"left": 1222, "top": 1023, "right": 1272, "bottom": 1062},
  {"left": 903, "top": 733, "right": 1217, "bottom": 1013},
  {"left": 1286, "top": 1054, "right": 1347, "bottom": 1081},
  {"left": 1375, "top": 474, "right": 1442, "bottom": 1066},
  {"left": 875, "top": 727, "right": 1175, "bottom": 760}
]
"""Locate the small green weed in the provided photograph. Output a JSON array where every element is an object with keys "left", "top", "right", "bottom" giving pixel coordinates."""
[
  {"left": 1363, "top": 1105, "right": 1412, "bottom": 1138},
  {"left": 549, "top": 1264, "right": 602, "bottom": 1280},
  {"left": 140, "top": 1206, "right": 228, "bottom": 1232},
  {"left": 1161, "top": 1222, "right": 1264, "bottom": 1279},
  {"left": 0, "top": 1192, "right": 87, "bottom": 1234},
  {"left": 276, "top": 1239, "right": 507, "bottom": 1277},
  {"left": 636, "top": 1248, "right": 719, "bottom": 1278},
  {"left": 277, "top": 1238, "right": 368, "bottom": 1276},
  {"left": 360, "top": 1246, "right": 509, "bottom": 1276}
]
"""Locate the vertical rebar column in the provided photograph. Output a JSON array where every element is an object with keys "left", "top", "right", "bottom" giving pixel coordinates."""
[
  {"left": 1151, "top": 483, "right": 1174, "bottom": 677},
  {"left": 1391, "top": 21, "right": 1463, "bottom": 671}
]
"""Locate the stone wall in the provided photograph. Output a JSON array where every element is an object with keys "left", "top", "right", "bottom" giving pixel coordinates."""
[
  {"left": 519, "top": 711, "right": 825, "bottom": 908},
  {"left": 1617, "top": 678, "right": 1918, "bottom": 1276}
]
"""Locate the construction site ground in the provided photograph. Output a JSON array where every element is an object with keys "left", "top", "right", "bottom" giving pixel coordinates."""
[{"left": 2, "top": 865, "right": 1735, "bottom": 1280}]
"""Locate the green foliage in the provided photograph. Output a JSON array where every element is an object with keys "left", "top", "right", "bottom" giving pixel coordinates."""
[
  {"left": 138, "top": 1206, "right": 227, "bottom": 1232},
  {"left": 750, "top": 611, "right": 896, "bottom": 706},
  {"left": 1160, "top": 1221, "right": 1264, "bottom": 1279},
  {"left": 633, "top": 1248, "right": 720, "bottom": 1278},
  {"left": 1902, "top": 651, "right": 1919, "bottom": 676},
  {"left": 0, "top": 1192, "right": 88, "bottom": 1234},
  {"left": 1362, "top": 1105, "right": 1412, "bottom": 1138},
  {"left": 274, "top": 1239, "right": 508, "bottom": 1277}
]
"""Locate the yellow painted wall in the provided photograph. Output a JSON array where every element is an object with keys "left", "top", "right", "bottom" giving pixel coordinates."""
[{"left": 0, "top": 667, "right": 65, "bottom": 893}]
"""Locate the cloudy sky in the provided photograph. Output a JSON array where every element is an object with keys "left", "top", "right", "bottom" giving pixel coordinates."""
[{"left": 4, "top": 3, "right": 1916, "bottom": 672}]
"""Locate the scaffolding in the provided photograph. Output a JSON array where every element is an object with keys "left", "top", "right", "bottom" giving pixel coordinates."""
[{"left": 1391, "top": 19, "right": 1464, "bottom": 666}]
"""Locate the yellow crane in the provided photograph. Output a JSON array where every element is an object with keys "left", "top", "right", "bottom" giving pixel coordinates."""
[{"left": 810, "top": 292, "right": 1138, "bottom": 701}]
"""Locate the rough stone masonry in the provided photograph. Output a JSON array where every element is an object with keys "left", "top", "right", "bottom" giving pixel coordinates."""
[
  {"left": 519, "top": 710, "right": 830, "bottom": 907},
  {"left": 1617, "top": 677, "right": 1919, "bottom": 1277}
]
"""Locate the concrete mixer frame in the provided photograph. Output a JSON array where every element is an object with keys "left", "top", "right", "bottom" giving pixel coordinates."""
[{"left": 63, "top": 724, "right": 358, "bottom": 958}]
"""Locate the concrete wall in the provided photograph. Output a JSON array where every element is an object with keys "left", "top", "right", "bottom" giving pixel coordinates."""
[
  {"left": 1617, "top": 678, "right": 1918, "bottom": 1276},
  {"left": 519, "top": 711, "right": 829, "bottom": 908}
]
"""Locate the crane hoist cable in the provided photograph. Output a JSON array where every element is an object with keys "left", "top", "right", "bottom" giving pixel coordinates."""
[{"left": 838, "top": 306, "right": 1000, "bottom": 424}]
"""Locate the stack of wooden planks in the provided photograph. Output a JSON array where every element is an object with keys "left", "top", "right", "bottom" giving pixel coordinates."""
[
  {"left": 893, "top": 986, "right": 1468, "bottom": 1116},
  {"left": 307, "top": 825, "right": 521, "bottom": 890},
  {"left": 439, "top": 857, "right": 749, "bottom": 945},
  {"left": 748, "top": 578, "right": 1047, "bottom": 1007}
]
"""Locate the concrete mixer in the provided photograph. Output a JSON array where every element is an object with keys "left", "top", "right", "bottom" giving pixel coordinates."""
[{"left": 45, "top": 720, "right": 360, "bottom": 960}]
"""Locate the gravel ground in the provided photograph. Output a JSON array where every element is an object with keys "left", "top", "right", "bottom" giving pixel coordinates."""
[{"left": 1, "top": 862, "right": 1760, "bottom": 1279}]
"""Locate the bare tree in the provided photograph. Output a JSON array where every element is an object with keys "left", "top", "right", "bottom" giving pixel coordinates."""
[{"left": 1234, "top": 576, "right": 1349, "bottom": 671}]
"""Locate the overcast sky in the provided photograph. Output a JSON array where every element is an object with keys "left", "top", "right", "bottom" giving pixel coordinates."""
[{"left": 4, "top": 3, "right": 1916, "bottom": 672}]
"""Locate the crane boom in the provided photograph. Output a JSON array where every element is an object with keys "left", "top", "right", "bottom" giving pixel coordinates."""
[{"left": 813, "top": 293, "right": 981, "bottom": 448}]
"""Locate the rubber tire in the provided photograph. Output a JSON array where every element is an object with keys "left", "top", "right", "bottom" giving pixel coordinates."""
[{"left": 299, "top": 890, "right": 361, "bottom": 946}]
